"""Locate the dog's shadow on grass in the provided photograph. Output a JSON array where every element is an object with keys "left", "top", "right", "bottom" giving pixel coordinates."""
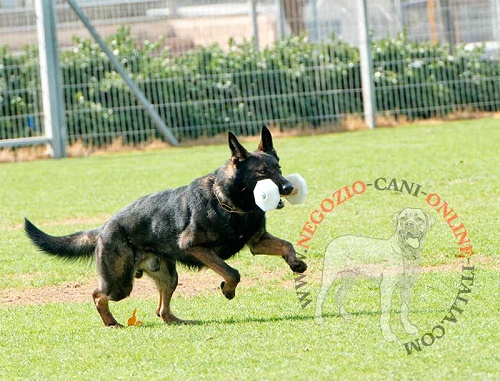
[
  {"left": 134, "top": 306, "right": 448, "bottom": 329},
  {"left": 136, "top": 314, "right": 313, "bottom": 328},
  {"left": 133, "top": 312, "right": 357, "bottom": 328}
]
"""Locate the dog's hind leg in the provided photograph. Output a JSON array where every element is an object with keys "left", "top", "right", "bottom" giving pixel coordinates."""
[
  {"left": 148, "top": 260, "right": 192, "bottom": 324},
  {"left": 92, "top": 289, "right": 122, "bottom": 327},
  {"left": 92, "top": 236, "right": 136, "bottom": 327}
]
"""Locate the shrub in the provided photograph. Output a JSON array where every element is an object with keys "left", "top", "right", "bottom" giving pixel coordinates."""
[{"left": 1, "top": 27, "right": 498, "bottom": 145}]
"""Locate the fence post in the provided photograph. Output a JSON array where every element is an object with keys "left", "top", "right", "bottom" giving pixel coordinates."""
[
  {"left": 35, "top": 0, "right": 67, "bottom": 158},
  {"left": 494, "top": 0, "right": 500, "bottom": 44},
  {"left": 276, "top": 0, "right": 287, "bottom": 39},
  {"left": 311, "top": 0, "right": 320, "bottom": 42},
  {"left": 249, "top": 0, "right": 259, "bottom": 51},
  {"left": 440, "top": 0, "right": 456, "bottom": 52},
  {"left": 357, "top": 0, "right": 376, "bottom": 129}
]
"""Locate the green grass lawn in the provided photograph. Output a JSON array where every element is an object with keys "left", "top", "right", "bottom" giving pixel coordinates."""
[{"left": 1, "top": 119, "right": 499, "bottom": 380}]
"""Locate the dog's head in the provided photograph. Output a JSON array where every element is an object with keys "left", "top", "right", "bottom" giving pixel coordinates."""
[
  {"left": 226, "top": 126, "right": 293, "bottom": 210},
  {"left": 393, "top": 208, "right": 435, "bottom": 256}
]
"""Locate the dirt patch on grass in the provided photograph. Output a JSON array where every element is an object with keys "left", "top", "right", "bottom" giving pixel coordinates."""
[
  {"left": 0, "top": 269, "right": 221, "bottom": 307},
  {"left": 0, "top": 266, "right": 291, "bottom": 307},
  {"left": 2, "top": 256, "right": 495, "bottom": 307}
]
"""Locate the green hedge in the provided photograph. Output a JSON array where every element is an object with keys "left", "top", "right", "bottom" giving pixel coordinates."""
[
  {"left": 1, "top": 27, "right": 499, "bottom": 145},
  {"left": 0, "top": 45, "right": 41, "bottom": 140}
]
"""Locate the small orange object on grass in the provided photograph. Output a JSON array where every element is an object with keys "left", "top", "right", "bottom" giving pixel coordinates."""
[{"left": 127, "top": 308, "right": 143, "bottom": 327}]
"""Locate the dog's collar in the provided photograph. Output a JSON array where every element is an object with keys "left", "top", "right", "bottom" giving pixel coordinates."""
[{"left": 213, "top": 182, "right": 251, "bottom": 215}]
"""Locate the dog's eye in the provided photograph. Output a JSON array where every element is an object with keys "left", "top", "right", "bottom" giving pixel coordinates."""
[{"left": 258, "top": 169, "right": 267, "bottom": 175}]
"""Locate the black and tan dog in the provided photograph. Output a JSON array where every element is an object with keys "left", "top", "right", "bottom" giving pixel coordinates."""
[{"left": 25, "top": 126, "right": 307, "bottom": 327}]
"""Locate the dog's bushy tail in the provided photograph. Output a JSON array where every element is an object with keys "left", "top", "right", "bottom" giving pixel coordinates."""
[{"left": 24, "top": 218, "right": 100, "bottom": 261}]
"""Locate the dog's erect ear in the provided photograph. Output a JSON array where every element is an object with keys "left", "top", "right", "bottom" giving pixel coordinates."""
[
  {"left": 257, "top": 125, "right": 279, "bottom": 160},
  {"left": 257, "top": 126, "right": 273, "bottom": 153},
  {"left": 228, "top": 132, "right": 248, "bottom": 163}
]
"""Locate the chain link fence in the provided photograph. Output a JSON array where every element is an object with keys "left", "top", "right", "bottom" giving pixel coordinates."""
[{"left": 1, "top": 0, "right": 499, "bottom": 152}]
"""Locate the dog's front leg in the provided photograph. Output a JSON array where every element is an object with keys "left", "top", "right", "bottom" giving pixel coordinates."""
[
  {"left": 186, "top": 246, "right": 240, "bottom": 299},
  {"left": 379, "top": 274, "right": 399, "bottom": 342},
  {"left": 248, "top": 232, "right": 307, "bottom": 273},
  {"left": 400, "top": 275, "right": 418, "bottom": 335}
]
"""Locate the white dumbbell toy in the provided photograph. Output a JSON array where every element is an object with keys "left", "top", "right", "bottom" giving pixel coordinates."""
[{"left": 253, "top": 174, "right": 308, "bottom": 211}]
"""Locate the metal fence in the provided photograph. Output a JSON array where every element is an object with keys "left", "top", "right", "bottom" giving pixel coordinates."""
[{"left": 1, "top": 0, "right": 499, "bottom": 156}]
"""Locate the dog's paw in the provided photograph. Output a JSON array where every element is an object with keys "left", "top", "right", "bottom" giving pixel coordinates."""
[
  {"left": 381, "top": 330, "right": 398, "bottom": 342},
  {"left": 339, "top": 307, "right": 353, "bottom": 321},
  {"left": 105, "top": 322, "right": 124, "bottom": 329},
  {"left": 314, "top": 315, "right": 324, "bottom": 325},
  {"left": 403, "top": 323, "right": 419, "bottom": 335},
  {"left": 290, "top": 259, "right": 307, "bottom": 273},
  {"left": 220, "top": 281, "right": 236, "bottom": 300}
]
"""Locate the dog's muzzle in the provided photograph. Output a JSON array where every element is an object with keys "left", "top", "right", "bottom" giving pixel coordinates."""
[
  {"left": 280, "top": 182, "right": 294, "bottom": 196},
  {"left": 400, "top": 223, "right": 424, "bottom": 249},
  {"left": 276, "top": 181, "right": 294, "bottom": 209}
]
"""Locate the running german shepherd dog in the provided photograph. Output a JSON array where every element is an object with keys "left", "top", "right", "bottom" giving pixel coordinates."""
[{"left": 25, "top": 126, "right": 307, "bottom": 327}]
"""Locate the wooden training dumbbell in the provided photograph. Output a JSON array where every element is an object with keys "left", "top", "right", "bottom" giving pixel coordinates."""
[{"left": 253, "top": 174, "right": 308, "bottom": 211}]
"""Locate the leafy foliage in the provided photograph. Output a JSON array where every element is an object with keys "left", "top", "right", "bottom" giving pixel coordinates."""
[{"left": 1, "top": 26, "right": 499, "bottom": 145}]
